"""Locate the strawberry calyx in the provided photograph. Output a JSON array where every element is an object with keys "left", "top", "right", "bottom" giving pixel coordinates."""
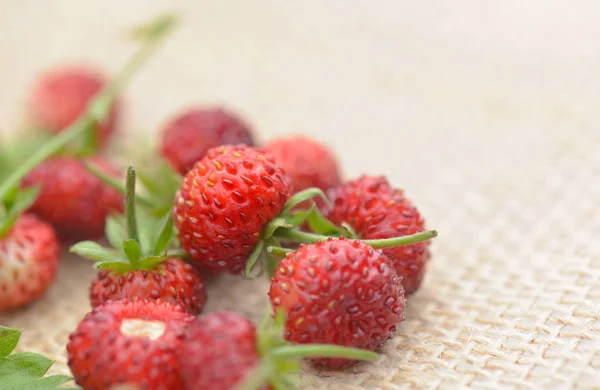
[
  {"left": 0, "top": 13, "right": 178, "bottom": 238},
  {"left": 235, "top": 309, "right": 378, "bottom": 390},
  {"left": 71, "top": 166, "right": 179, "bottom": 273}
]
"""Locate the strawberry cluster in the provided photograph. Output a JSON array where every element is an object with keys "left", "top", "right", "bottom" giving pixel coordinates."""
[{"left": 0, "top": 13, "right": 438, "bottom": 390}]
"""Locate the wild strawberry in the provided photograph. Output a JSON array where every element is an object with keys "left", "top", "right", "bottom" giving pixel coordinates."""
[
  {"left": 160, "top": 107, "right": 255, "bottom": 175},
  {"left": 325, "top": 175, "right": 430, "bottom": 294},
  {"left": 72, "top": 167, "right": 206, "bottom": 314},
  {"left": 22, "top": 156, "right": 123, "bottom": 241},
  {"left": 0, "top": 214, "right": 60, "bottom": 311},
  {"left": 269, "top": 238, "right": 405, "bottom": 369},
  {"left": 178, "top": 311, "right": 377, "bottom": 390},
  {"left": 173, "top": 145, "right": 290, "bottom": 274},
  {"left": 67, "top": 298, "right": 194, "bottom": 390},
  {"left": 28, "top": 66, "right": 120, "bottom": 147},
  {"left": 264, "top": 136, "right": 342, "bottom": 195}
]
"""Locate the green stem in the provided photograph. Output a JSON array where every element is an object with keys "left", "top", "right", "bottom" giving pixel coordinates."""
[
  {"left": 271, "top": 344, "right": 378, "bottom": 361},
  {"left": 85, "top": 161, "right": 154, "bottom": 207},
  {"left": 232, "top": 364, "right": 269, "bottom": 390},
  {"left": 0, "top": 14, "right": 176, "bottom": 201},
  {"left": 275, "top": 229, "right": 438, "bottom": 248},
  {"left": 267, "top": 246, "right": 293, "bottom": 258},
  {"left": 125, "top": 167, "right": 140, "bottom": 244}
]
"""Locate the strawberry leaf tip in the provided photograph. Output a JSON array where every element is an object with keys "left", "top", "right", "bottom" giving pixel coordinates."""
[{"left": 0, "top": 326, "right": 73, "bottom": 389}]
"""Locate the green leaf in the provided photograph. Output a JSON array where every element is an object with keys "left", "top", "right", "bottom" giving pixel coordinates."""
[
  {"left": 307, "top": 208, "right": 344, "bottom": 236},
  {"left": 8, "top": 186, "right": 41, "bottom": 215},
  {"left": 153, "top": 215, "right": 174, "bottom": 255},
  {"left": 138, "top": 255, "right": 166, "bottom": 270},
  {"left": 123, "top": 239, "right": 141, "bottom": 266},
  {"left": 283, "top": 208, "right": 312, "bottom": 227},
  {"left": 0, "top": 327, "right": 21, "bottom": 357},
  {"left": 70, "top": 241, "right": 117, "bottom": 262},
  {"left": 24, "top": 374, "right": 72, "bottom": 389},
  {"left": 105, "top": 215, "right": 127, "bottom": 250},
  {"left": 4, "top": 352, "right": 53, "bottom": 378},
  {"left": 93, "top": 261, "right": 134, "bottom": 273}
]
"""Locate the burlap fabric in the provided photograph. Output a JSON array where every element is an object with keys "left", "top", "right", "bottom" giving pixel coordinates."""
[{"left": 1, "top": 2, "right": 599, "bottom": 389}]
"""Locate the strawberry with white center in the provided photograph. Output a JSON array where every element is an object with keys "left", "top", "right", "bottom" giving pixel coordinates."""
[{"left": 67, "top": 298, "right": 194, "bottom": 390}]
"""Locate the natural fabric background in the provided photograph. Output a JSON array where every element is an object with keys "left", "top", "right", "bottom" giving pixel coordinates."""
[{"left": 1, "top": 1, "right": 599, "bottom": 389}]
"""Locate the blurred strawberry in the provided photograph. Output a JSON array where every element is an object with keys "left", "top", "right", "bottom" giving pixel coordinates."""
[
  {"left": 160, "top": 107, "right": 255, "bottom": 174},
  {"left": 28, "top": 66, "right": 121, "bottom": 148},
  {"left": 22, "top": 156, "right": 123, "bottom": 241}
]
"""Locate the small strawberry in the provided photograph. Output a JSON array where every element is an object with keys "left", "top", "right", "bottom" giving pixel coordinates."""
[
  {"left": 178, "top": 310, "right": 378, "bottom": 390},
  {"left": 173, "top": 145, "right": 290, "bottom": 274},
  {"left": 71, "top": 167, "right": 206, "bottom": 314},
  {"left": 325, "top": 175, "right": 431, "bottom": 294},
  {"left": 0, "top": 214, "right": 59, "bottom": 311},
  {"left": 28, "top": 66, "right": 120, "bottom": 147},
  {"left": 264, "top": 136, "right": 342, "bottom": 196},
  {"left": 22, "top": 156, "right": 123, "bottom": 241},
  {"left": 67, "top": 298, "right": 194, "bottom": 390},
  {"left": 160, "top": 107, "right": 255, "bottom": 175},
  {"left": 269, "top": 238, "right": 405, "bottom": 369}
]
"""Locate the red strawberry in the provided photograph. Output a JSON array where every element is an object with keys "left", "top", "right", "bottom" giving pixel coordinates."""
[
  {"left": 90, "top": 258, "right": 206, "bottom": 315},
  {"left": 29, "top": 66, "right": 120, "bottom": 147},
  {"left": 72, "top": 166, "right": 207, "bottom": 315},
  {"left": 173, "top": 145, "right": 290, "bottom": 274},
  {"left": 325, "top": 175, "right": 430, "bottom": 294},
  {"left": 67, "top": 299, "right": 194, "bottom": 390},
  {"left": 178, "top": 311, "right": 378, "bottom": 389},
  {"left": 160, "top": 108, "right": 255, "bottom": 175},
  {"left": 269, "top": 238, "right": 405, "bottom": 369},
  {"left": 22, "top": 156, "right": 123, "bottom": 241},
  {"left": 0, "top": 214, "right": 60, "bottom": 311},
  {"left": 178, "top": 312, "right": 263, "bottom": 390},
  {"left": 264, "top": 136, "right": 342, "bottom": 195}
]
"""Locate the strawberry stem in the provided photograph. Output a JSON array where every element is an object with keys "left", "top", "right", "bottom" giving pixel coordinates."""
[
  {"left": 275, "top": 229, "right": 438, "bottom": 248},
  {"left": 0, "top": 13, "right": 177, "bottom": 201},
  {"left": 270, "top": 344, "right": 378, "bottom": 361},
  {"left": 267, "top": 246, "right": 293, "bottom": 258},
  {"left": 85, "top": 161, "right": 154, "bottom": 207},
  {"left": 125, "top": 167, "right": 140, "bottom": 245}
]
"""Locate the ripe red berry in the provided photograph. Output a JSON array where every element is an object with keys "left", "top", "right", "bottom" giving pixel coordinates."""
[
  {"left": 22, "top": 156, "right": 123, "bottom": 241},
  {"left": 67, "top": 299, "right": 194, "bottom": 390},
  {"left": 325, "top": 175, "right": 430, "bottom": 294},
  {"left": 28, "top": 66, "right": 120, "bottom": 147},
  {"left": 90, "top": 258, "right": 206, "bottom": 315},
  {"left": 160, "top": 108, "right": 255, "bottom": 175},
  {"left": 269, "top": 238, "right": 405, "bottom": 369},
  {"left": 0, "top": 214, "right": 60, "bottom": 311},
  {"left": 174, "top": 145, "right": 290, "bottom": 274},
  {"left": 178, "top": 312, "right": 263, "bottom": 390},
  {"left": 264, "top": 136, "right": 342, "bottom": 195}
]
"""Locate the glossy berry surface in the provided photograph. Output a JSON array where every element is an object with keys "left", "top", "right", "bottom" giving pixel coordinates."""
[
  {"left": 326, "top": 175, "right": 430, "bottom": 294},
  {"left": 269, "top": 238, "right": 405, "bottom": 369},
  {"left": 178, "top": 312, "right": 264, "bottom": 390},
  {"left": 29, "top": 66, "right": 120, "bottom": 147},
  {"left": 0, "top": 214, "right": 60, "bottom": 311},
  {"left": 174, "top": 145, "right": 290, "bottom": 274},
  {"left": 160, "top": 108, "right": 255, "bottom": 175},
  {"left": 22, "top": 156, "right": 123, "bottom": 241},
  {"left": 264, "top": 136, "right": 342, "bottom": 195},
  {"left": 67, "top": 299, "right": 194, "bottom": 390},
  {"left": 90, "top": 258, "right": 206, "bottom": 315}
]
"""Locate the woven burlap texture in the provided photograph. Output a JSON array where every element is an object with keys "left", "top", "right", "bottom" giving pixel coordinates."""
[{"left": 1, "top": 2, "right": 599, "bottom": 389}]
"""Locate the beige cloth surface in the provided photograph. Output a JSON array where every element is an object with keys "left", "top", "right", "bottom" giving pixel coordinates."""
[{"left": 1, "top": 1, "right": 599, "bottom": 389}]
